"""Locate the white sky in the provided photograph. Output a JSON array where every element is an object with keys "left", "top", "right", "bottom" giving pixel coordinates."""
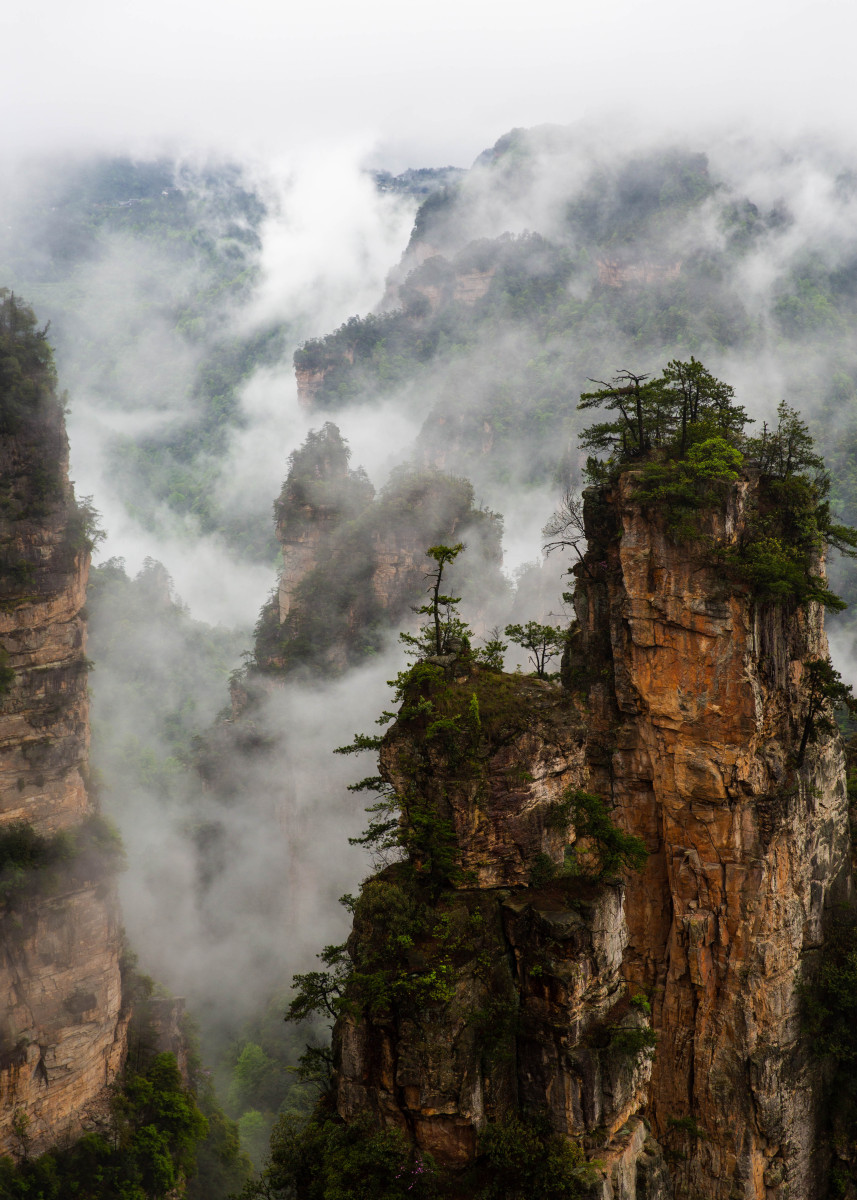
[{"left": 4, "top": 0, "right": 856, "bottom": 168}]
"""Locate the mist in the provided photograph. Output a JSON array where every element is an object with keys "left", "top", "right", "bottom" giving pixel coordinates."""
[
  {"left": 5, "top": 0, "right": 857, "bottom": 168},
  {"left": 70, "top": 127, "right": 857, "bottom": 1019},
  {"left": 10, "top": 105, "right": 857, "bottom": 1175}
]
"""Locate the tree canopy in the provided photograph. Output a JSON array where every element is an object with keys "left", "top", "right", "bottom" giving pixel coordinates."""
[
  {"left": 0, "top": 290, "right": 58, "bottom": 434},
  {"left": 578, "top": 357, "right": 751, "bottom": 465},
  {"left": 578, "top": 359, "right": 857, "bottom": 610}
]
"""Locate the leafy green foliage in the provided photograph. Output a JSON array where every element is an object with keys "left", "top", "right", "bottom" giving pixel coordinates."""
[
  {"left": 606, "top": 1024, "right": 658, "bottom": 1059},
  {"left": 0, "top": 648, "right": 14, "bottom": 697},
  {"left": 667, "top": 1115, "right": 708, "bottom": 1141},
  {"left": 504, "top": 620, "right": 565, "bottom": 678},
  {"left": 0, "top": 290, "right": 58, "bottom": 436},
  {"left": 579, "top": 358, "right": 749, "bottom": 465},
  {"left": 0, "top": 1054, "right": 208, "bottom": 1199},
  {"left": 241, "top": 1107, "right": 592, "bottom": 1200},
  {"left": 63, "top": 495, "right": 106, "bottom": 555},
  {"left": 718, "top": 404, "right": 857, "bottom": 610},
  {"left": 556, "top": 789, "right": 648, "bottom": 879},
  {"left": 287, "top": 878, "right": 482, "bottom": 1028},
  {"left": 797, "top": 657, "right": 857, "bottom": 765},
  {"left": 403, "top": 542, "right": 466, "bottom": 658},
  {"left": 798, "top": 911, "right": 857, "bottom": 1195},
  {"left": 528, "top": 852, "right": 559, "bottom": 888},
  {"left": 0, "top": 814, "right": 124, "bottom": 909},
  {"left": 287, "top": 943, "right": 351, "bottom": 1024},
  {"left": 635, "top": 435, "right": 743, "bottom": 516},
  {"left": 473, "top": 1114, "right": 591, "bottom": 1200},
  {"left": 580, "top": 360, "right": 857, "bottom": 610},
  {"left": 239, "top": 1110, "right": 438, "bottom": 1200},
  {"left": 473, "top": 627, "right": 507, "bottom": 671},
  {"left": 273, "top": 422, "right": 374, "bottom": 541}
]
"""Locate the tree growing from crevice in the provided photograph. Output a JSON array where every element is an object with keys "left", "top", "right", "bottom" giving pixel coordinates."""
[{"left": 797, "top": 656, "right": 857, "bottom": 766}]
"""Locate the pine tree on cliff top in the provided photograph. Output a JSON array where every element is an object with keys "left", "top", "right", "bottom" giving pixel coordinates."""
[
  {"left": 578, "top": 357, "right": 750, "bottom": 463},
  {"left": 578, "top": 359, "right": 857, "bottom": 610}
]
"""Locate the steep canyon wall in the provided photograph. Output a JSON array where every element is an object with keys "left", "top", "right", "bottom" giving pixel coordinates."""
[
  {"left": 0, "top": 328, "right": 128, "bottom": 1156},
  {"left": 566, "top": 474, "right": 850, "bottom": 1199}
]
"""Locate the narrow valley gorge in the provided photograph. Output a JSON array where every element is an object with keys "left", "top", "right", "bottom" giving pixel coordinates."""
[{"left": 4, "top": 131, "right": 857, "bottom": 1200}]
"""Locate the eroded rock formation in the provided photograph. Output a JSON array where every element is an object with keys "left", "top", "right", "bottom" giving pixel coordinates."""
[
  {"left": 0, "top": 305, "right": 128, "bottom": 1155},
  {"left": 334, "top": 666, "right": 671, "bottom": 1198},
  {"left": 329, "top": 469, "right": 850, "bottom": 1200},
  {"left": 566, "top": 473, "right": 850, "bottom": 1199},
  {"left": 253, "top": 424, "right": 504, "bottom": 679}
]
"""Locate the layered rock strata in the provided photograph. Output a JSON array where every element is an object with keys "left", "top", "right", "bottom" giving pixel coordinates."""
[
  {"left": 566, "top": 474, "right": 850, "bottom": 1200},
  {"left": 0, "top": 348, "right": 127, "bottom": 1155}
]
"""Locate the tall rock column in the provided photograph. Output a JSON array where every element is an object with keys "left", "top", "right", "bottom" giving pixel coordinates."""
[
  {"left": 567, "top": 473, "right": 850, "bottom": 1200},
  {"left": 332, "top": 666, "right": 672, "bottom": 1197},
  {"left": 0, "top": 295, "right": 128, "bottom": 1155}
]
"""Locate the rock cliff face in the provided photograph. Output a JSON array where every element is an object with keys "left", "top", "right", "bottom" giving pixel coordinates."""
[
  {"left": 566, "top": 474, "right": 850, "bottom": 1200},
  {"left": 595, "top": 260, "right": 682, "bottom": 288},
  {"left": 254, "top": 425, "right": 504, "bottom": 679},
  {"left": 0, "top": 309, "right": 128, "bottom": 1156},
  {"left": 334, "top": 668, "right": 672, "bottom": 1198},
  {"left": 329, "top": 470, "right": 850, "bottom": 1199}
]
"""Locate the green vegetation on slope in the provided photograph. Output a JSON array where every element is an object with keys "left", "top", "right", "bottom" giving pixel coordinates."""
[
  {"left": 577, "top": 359, "right": 857, "bottom": 611},
  {"left": 0, "top": 1054, "right": 207, "bottom": 1200},
  {"left": 0, "top": 159, "right": 285, "bottom": 560}
]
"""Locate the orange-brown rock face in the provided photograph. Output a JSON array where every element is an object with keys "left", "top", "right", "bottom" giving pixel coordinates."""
[
  {"left": 0, "top": 374, "right": 127, "bottom": 1155},
  {"left": 334, "top": 669, "right": 671, "bottom": 1196},
  {"left": 296, "top": 348, "right": 355, "bottom": 409},
  {"left": 595, "top": 259, "right": 682, "bottom": 288},
  {"left": 380, "top": 674, "right": 587, "bottom": 888},
  {"left": 568, "top": 475, "right": 850, "bottom": 1200}
]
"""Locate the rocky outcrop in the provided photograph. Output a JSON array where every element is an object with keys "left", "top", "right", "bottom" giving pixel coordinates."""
[
  {"left": 255, "top": 426, "right": 504, "bottom": 678},
  {"left": 0, "top": 303, "right": 128, "bottom": 1156},
  {"left": 333, "top": 666, "right": 671, "bottom": 1196},
  {"left": 380, "top": 674, "right": 586, "bottom": 888},
  {"left": 567, "top": 473, "right": 851, "bottom": 1200},
  {"left": 328, "top": 466, "right": 851, "bottom": 1199},
  {"left": 295, "top": 347, "right": 355, "bottom": 409},
  {"left": 397, "top": 260, "right": 495, "bottom": 316},
  {"left": 596, "top": 259, "right": 682, "bottom": 288}
]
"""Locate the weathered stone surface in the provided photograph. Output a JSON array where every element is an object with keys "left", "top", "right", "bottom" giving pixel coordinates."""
[
  {"left": 258, "top": 451, "right": 503, "bottom": 679},
  {"left": 568, "top": 473, "right": 851, "bottom": 1200},
  {"left": 0, "top": 399, "right": 127, "bottom": 1155},
  {"left": 381, "top": 672, "right": 587, "bottom": 888},
  {"left": 504, "top": 884, "right": 651, "bottom": 1140},
  {"left": 587, "top": 1117, "right": 674, "bottom": 1200},
  {"left": 335, "top": 673, "right": 667, "bottom": 1192},
  {"left": 0, "top": 880, "right": 128, "bottom": 1154},
  {"left": 330, "top": 469, "right": 848, "bottom": 1199},
  {"left": 334, "top": 878, "right": 659, "bottom": 1183}
]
